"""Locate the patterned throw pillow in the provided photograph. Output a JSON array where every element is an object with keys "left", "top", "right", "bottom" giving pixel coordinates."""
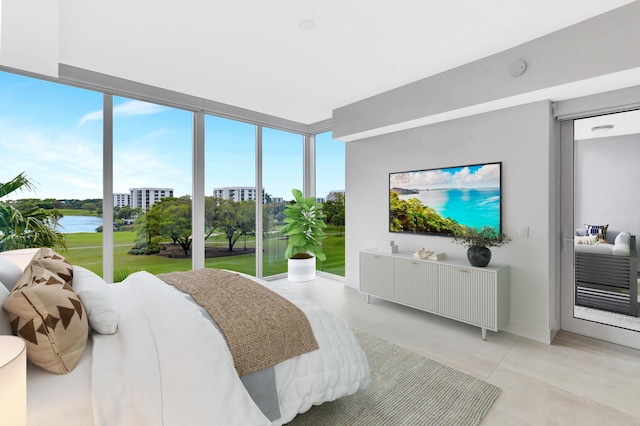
[
  {"left": 2, "top": 264, "right": 88, "bottom": 374},
  {"left": 29, "top": 247, "right": 73, "bottom": 284},
  {"left": 585, "top": 224, "right": 608, "bottom": 243}
]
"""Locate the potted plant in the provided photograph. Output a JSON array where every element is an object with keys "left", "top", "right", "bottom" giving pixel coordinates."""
[
  {"left": 452, "top": 226, "right": 511, "bottom": 267},
  {"left": 281, "top": 189, "right": 327, "bottom": 281}
]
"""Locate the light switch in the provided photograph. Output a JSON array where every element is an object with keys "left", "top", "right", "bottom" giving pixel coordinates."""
[{"left": 519, "top": 226, "right": 529, "bottom": 238}]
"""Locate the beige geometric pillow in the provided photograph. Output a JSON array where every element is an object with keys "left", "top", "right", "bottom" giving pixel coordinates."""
[
  {"left": 29, "top": 247, "right": 73, "bottom": 284},
  {"left": 2, "top": 265, "right": 88, "bottom": 374}
]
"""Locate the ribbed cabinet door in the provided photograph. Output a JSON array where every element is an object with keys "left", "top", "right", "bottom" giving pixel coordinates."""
[
  {"left": 438, "top": 265, "right": 497, "bottom": 330},
  {"left": 395, "top": 258, "right": 438, "bottom": 312},
  {"left": 360, "top": 252, "right": 395, "bottom": 300}
]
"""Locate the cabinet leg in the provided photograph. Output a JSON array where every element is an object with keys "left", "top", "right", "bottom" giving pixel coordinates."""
[
  {"left": 481, "top": 328, "right": 487, "bottom": 341},
  {"left": 366, "top": 294, "right": 370, "bottom": 304}
]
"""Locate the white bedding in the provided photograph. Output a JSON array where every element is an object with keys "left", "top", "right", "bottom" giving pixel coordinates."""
[{"left": 26, "top": 271, "right": 370, "bottom": 425}]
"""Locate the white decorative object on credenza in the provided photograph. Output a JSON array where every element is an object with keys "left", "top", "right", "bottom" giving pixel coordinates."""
[
  {"left": 0, "top": 336, "right": 27, "bottom": 426},
  {"left": 377, "top": 240, "right": 398, "bottom": 253}
]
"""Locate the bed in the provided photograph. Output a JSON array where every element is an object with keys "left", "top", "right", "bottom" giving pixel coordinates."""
[{"left": 0, "top": 248, "right": 371, "bottom": 425}]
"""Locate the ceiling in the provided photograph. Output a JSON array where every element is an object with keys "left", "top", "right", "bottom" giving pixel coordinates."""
[{"left": 58, "top": 0, "right": 636, "bottom": 125}]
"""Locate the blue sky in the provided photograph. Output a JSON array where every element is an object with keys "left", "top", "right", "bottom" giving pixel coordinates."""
[{"left": 0, "top": 71, "right": 344, "bottom": 201}]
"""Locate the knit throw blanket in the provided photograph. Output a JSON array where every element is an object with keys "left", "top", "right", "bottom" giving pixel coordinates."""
[{"left": 156, "top": 269, "right": 319, "bottom": 376}]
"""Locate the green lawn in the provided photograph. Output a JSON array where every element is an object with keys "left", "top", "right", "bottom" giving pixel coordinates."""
[{"left": 62, "top": 228, "right": 345, "bottom": 280}]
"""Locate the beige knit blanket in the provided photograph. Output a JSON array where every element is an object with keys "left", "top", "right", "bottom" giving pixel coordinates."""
[{"left": 156, "top": 269, "right": 319, "bottom": 376}]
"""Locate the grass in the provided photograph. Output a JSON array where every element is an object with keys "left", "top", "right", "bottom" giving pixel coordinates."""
[
  {"left": 58, "top": 209, "right": 99, "bottom": 217},
  {"left": 61, "top": 227, "right": 345, "bottom": 280}
]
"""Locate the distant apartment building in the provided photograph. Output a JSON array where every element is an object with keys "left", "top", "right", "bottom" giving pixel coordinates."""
[
  {"left": 213, "top": 187, "right": 265, "bottom": 203},
  {"left": 129, "top": 187, "right": 174, "bottom": 211},
  {"left": 113, "top": 193, "right": 130, "bottom": 208}
]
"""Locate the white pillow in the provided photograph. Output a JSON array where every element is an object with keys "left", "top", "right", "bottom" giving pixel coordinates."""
[
  {"left": 576, "top": 234, "right": 598, "bottom": 245},
  {"left": 72, "top": 265, "right": 118, "bottom": 334},
  {"left": 0, "top": 284, "right": 13, "bottom": 335},
  {"left": 0, "top": 255, "right": 24, "bottom": 291}
]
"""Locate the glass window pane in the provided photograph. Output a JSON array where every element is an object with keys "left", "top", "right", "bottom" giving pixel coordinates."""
[
  {"left": 204, "top": 115, "right": 256, "bottom": 276},
  {"left": 315, "top": 131, "right": 345, "bottom": 276},
  {"left": 0, "top": 71, "right": 103, "bottom": 274},
  {"left": 262, "top": 128, "right": 303, "bottom": 277},
  {"left": 113, "top": 96, "right": 192, "bottom": 279}
]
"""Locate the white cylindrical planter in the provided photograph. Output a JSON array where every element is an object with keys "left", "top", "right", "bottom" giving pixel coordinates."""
[{"left": 288, "top": 256, "right": 316, "bottom": 282}]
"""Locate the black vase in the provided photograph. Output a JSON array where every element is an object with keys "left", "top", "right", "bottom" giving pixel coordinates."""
[{"left": 467, "top": 246, "right": 491, "bottom": 267}]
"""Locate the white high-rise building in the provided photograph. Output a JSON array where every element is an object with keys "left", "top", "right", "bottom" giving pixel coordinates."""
[
  {"left": 213, "top": 187, "right": 265, "bottom": 203},
  {"left": 113, "top": 193, "right": 130, "bottom": 208},
  {"left": 129, "top": 187, "right": 174, "bottom": 211}
]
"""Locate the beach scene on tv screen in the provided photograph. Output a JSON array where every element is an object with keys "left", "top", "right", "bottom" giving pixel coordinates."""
[{"left": 389, "top": 163, "right": 501, "bottom": 235}]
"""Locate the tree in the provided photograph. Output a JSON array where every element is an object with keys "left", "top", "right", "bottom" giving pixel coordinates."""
[
  {"left": 116, "top": 206, "right": 141, "bottom": 221},
  {"left": 143, "top": 196, "right": 193, "bottom": 256},
  {"left": 204, "top": 197, "right": 257, "bottom": 252},
  {"left": 81, "top": 202, "right": 98, "bottom": 214},
  {"left": 323, "top": 192, "right": 345, "bottom": 236},
  {"left": 0, "top": 173, "right": 65, "bottom": 251}
]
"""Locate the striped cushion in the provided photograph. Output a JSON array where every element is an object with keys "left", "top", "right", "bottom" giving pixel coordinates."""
[{"left": 584, "top": 224, "right": 608, "bottom": 242}]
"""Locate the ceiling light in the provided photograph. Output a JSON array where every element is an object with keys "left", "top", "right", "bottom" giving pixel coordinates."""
[
  {"left": 298, "top": 19, "right": 315, "bottom": 31},
  {"left": 591, "top": 124, "right": 614, "bottom": 133}
]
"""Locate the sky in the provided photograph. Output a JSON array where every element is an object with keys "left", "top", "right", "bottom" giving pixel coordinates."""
[
  {"left": 389, "top": 163, "right": 501, "bottom": 190},
  {"left": 0, "top": 71, "right": 345, "bottom": 202}
]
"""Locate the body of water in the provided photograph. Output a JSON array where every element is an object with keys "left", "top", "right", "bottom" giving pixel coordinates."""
[
  {"left": 399, "top": 187, "right": 501, "bottom": 230},
  {"left": 58, "top": 215, "right": 103, "bottom": 233}
]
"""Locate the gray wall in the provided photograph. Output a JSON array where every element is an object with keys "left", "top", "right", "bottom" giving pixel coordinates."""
[
  {"left": 575, "top": 134, "right": 640, "bottom": 250},
  {"left": 345, "top": 101, "right": 557, "bottom": 343}
]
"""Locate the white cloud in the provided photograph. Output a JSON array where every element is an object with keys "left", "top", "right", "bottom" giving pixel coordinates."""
[{"left": 78, "top": 100, "right": 167, "bottom": 126}]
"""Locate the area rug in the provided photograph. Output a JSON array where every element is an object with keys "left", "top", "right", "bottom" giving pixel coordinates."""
[{"left": 286, "top": 329, "right": 501, "bottom": 425}]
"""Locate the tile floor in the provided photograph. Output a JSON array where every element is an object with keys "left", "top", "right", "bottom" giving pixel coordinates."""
[{"left": 272, "top": 274, "right": 640, "bottom": 426}]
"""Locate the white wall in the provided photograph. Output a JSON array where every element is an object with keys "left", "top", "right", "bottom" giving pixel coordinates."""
[
  {"left": 345, "top": 101, "right": 556, "bottom": 343},
  {"left": 333, "top": 1, "right": 640, "bottom": 141},
  {"left": 575, "top": 134, "right": 640, "bottom": 250}
]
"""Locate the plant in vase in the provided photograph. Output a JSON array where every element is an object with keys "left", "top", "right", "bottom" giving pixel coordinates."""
[
  {"left": 281, "top": 189, "right": 327, "bottom": 281},
  {"left": 452, "top": 226, "right": 511, "bottom": 267}
]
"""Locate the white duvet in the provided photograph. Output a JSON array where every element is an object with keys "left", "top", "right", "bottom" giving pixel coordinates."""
[{"left": 26, "top": 271, "right": 370, "bottom": 426}]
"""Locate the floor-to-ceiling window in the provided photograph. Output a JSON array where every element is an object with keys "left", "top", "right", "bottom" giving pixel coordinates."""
[
  {"left": 204, "top": 115, "right": 257, "bottom": 275},
  {"left": 112, "top": 96, "right": 192, "bottom": 280},
  {"left": 315, "top": 131, "right": 345, "bottom": 276},
  {"left": 262, "top": 127, "right": 304, "bottom": 276},
  {"left": 0, "top": 71, "right": 104, "bottom": 274},
  {"left": 0, "top": 69, "right": 344, "bottom": 281}
]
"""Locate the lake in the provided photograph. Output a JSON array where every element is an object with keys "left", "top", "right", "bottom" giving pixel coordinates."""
[{"left": 58, "top": 215, "right": 103, "bottom": 233}]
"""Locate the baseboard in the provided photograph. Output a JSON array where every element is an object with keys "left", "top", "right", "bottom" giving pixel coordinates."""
[{"left": 504, "top": 320, "right": 555, "bottom": 344}]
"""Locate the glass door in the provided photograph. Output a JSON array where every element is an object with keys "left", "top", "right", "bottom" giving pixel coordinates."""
[{"left": 560, "top": 110, "right": 640, "bottom": 349}]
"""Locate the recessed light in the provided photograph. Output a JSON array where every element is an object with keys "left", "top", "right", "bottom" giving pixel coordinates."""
[
  {"left": 591, "top": 124, "right": 614, "bottom": 133},
  {"left": 298, "top": 19, "right": 315, "bottom": 31}
]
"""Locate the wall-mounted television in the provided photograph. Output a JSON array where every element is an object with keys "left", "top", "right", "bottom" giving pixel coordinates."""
[{"left": 389, "top": 162, "right": 502, "bottom": 236}]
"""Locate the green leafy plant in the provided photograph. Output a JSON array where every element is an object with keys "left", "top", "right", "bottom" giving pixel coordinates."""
[
  {"left": 452, "top": 226, "right": 511, "bottom": 248},
  {"left": 0, "top": 172, "right": 66, "bottom": 251},
  {"left": 281, "top": 189, "right": 327, "bottom": 260}
]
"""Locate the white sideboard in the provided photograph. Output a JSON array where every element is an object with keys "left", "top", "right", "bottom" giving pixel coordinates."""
[{"left": 360, "top": 249, "right": 510, "bottom": 340}]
